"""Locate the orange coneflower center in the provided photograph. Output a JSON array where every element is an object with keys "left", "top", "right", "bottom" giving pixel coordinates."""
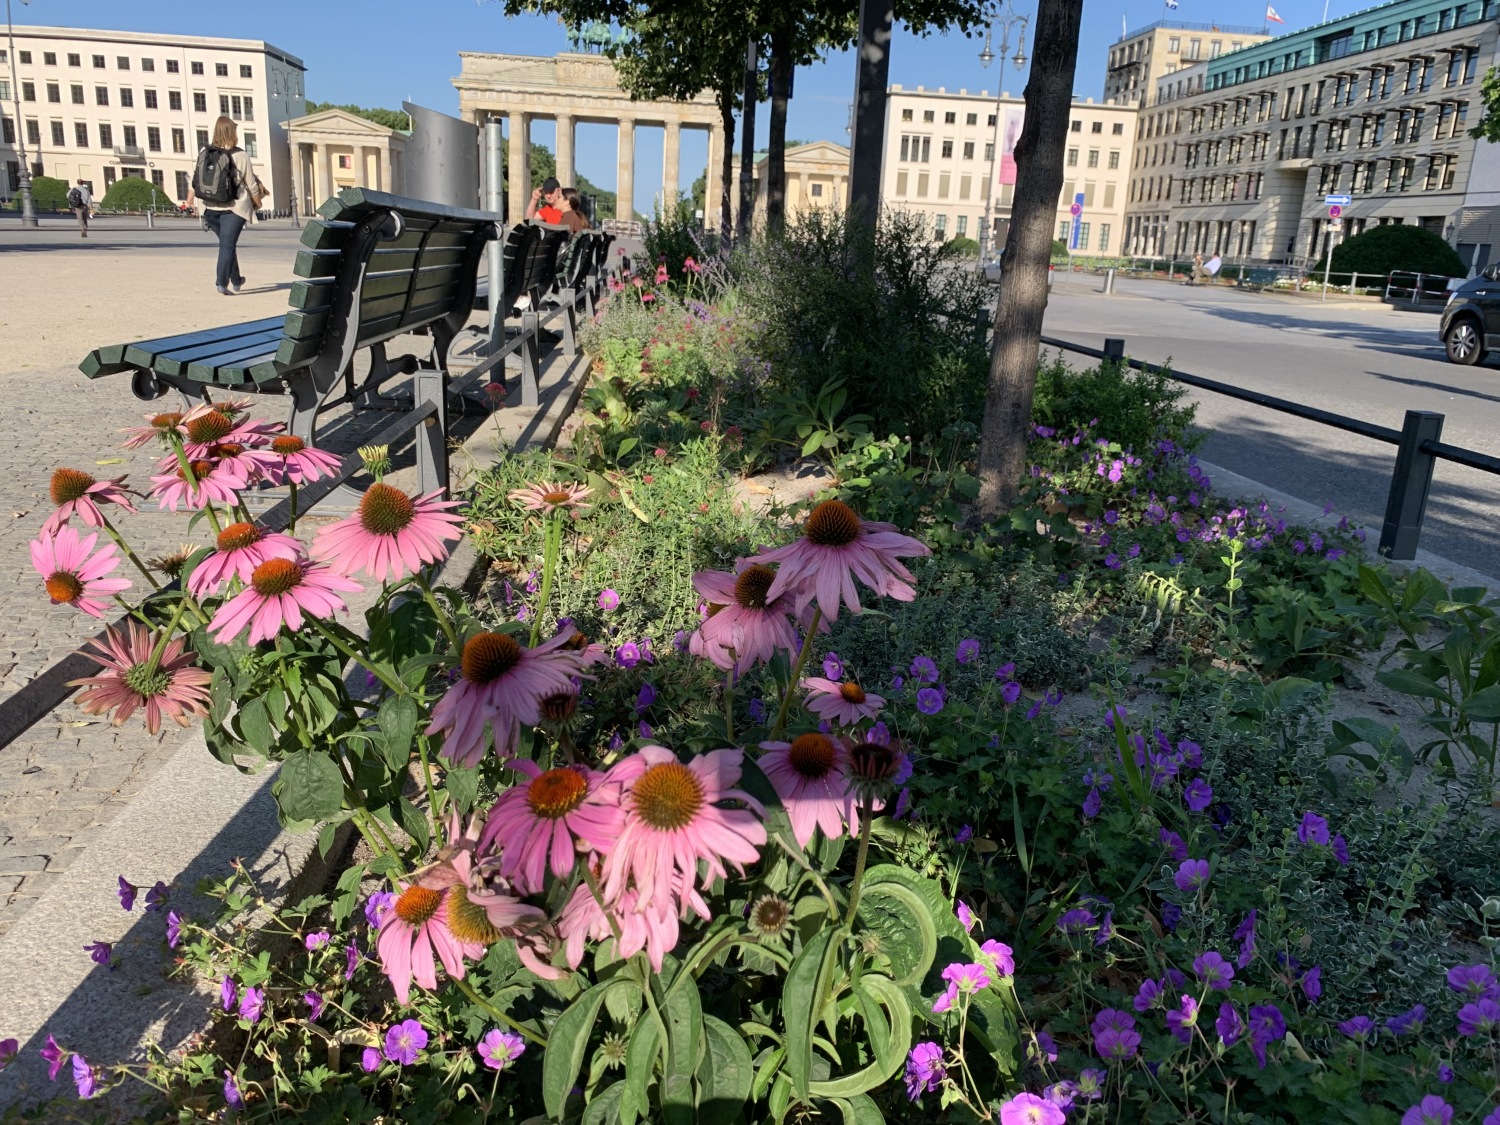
[
  {"left": 176, "top": 459, "right": 217, "bottom": 482},
  {"left": 563, "top": 631, "right": 591, "bottom": 651},
  {"left": 150, "top": 411, "right": 184, "bottom": 430},
  {"left": 542, "top": 488, "right": 575, "bottom": 506},
  {"left": 393, "top": 883, "right": 444, "bottom": 926},
  {"left": 123, "top": 662, "right": 173, "bottom": 698},
  {"left": 50, "top": 468, "right": 96, "bottom": 505},
  {"left": 359, "top": 482, "right": 416, "bottom": 536},
  {"left": 271, "top": 436, "right": 306, "bottom": 455},
  {"left": 804, "top": 500, "right": 862, "bottom": 547},
  {"left": 462, "top": 632, "right": 522, "bottom": 685},
  {"left": 446, "top": 885, "right": 504, "bottom": 943},
  {"left": 734, "top": 564, "right": 777, "bottom": 610},
  {"left": 210, "top": 443, "right": 246, "bottom": 459},
  {"left": 184, "top": 410, "right": 234, "bottom": 445},
  {"left": 850, "top": 741, "right": 900, "bottom": 782},
  {"left": 526, "top": 767, "right": 589, "bottom": 819},
  {"left": 839, "top": 682, "right": 866, "bottom": 704},
  {"left": 631, "top": 761, "right": 704, "bottom": 830},
  {"left": 250, "top": 557, "right": 304, "bottom": 597},
  {"left": 216, "top": 522, "right": 263, "bottom": 552},
  {"left": 44, "top": 570, "right": 83, "bottom": 603},
  {"left": 540, "top": 691, "right": 577, "bottom": 722},
  {"left": 789, "top": 733, "right": 838, "bottom": 780},
  {"left": 749, "top": 893, "right": 792, "bottom": 937}
]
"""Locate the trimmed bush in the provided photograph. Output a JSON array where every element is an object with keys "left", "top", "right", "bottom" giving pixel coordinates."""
[
  {"left": 943, "top": 235, "right": 980, "bottom": 257},
  {"left": 22, "top": 175, "right": 69, "bottom": 210},
  {"left": 101, "top": 177, "right": 176, "bottom": 211},
  {"left": 1323, "top": 223, "right": 1464, "bottom": 278}
]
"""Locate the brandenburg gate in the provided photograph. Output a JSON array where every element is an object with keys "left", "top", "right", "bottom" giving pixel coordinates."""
[{"left": 453, "top": 52, "right": 726, "bottom": 226}]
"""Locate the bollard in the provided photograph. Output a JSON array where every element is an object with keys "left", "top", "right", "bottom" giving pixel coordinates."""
[
  {"left": 1103, "top": 338, "right": 1126, "bottom": 363},
  {"left": 1411, "top": 273, "right": 1423, "bottom": 306},
  {"left": 1103, "top": 268, "right": 1117, "bottom": 295},
  {"left": 147, "top": 209, "right": 155, "bottom": 230},
  {"left": 1378, "top": 410, "right": 1445, "bottom": 561}
]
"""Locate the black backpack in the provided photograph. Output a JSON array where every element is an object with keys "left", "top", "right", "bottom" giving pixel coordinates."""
[
  {"left": 67, "top": 187, "right": 83, "bottom": 208},
  {"left": 192, "top": 146, "right": 239, "bottom": 205}
]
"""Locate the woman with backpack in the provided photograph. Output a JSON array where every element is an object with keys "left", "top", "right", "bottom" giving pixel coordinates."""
[{"left": 186, "top": 115, "right": 266, "bottom": 295}]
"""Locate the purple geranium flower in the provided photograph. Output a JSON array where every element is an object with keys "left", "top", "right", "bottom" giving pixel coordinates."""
[
  {"left": 1166, "top": 994, "right": 1200, "bottom": 1043},
  {"left": 615, "top": 642, "right": 642, "bottom": 669},
  {"left": 72, "top": 1053, "right": 95, "bottom": 1099},
  {"left": 1092, "top": 1011, "right": 1140, "bottom": 1062},
  {"left": 1235, "top": 910, "right": 1258, "bottom": 969},
  {"left": 238, "top": 986, "right": 264, "bottom": 1025},
  {"left": 384, "top": 1019, "right": 428, "bottom": 1065},
  {"left": 117, "top": 876, "right": 137, "bottom": 911},
  {"left": 1247, "top": 1004, "right": 1286, "bottom": 1068},
  {"left": 1332, "top": 834, "right": 1350, "bottom": 865},
  {"left": 1184, "top": 778, "right": 1213, "bottom": 812},
  {"left": 220, "top": 977, "right": 237, "bottom": 1012},
  {"left": 1301, "top": 966, "right": 1322, "bottom": 1002},
  {"left": 346, "top": 941, "right": 360, "bottom": 980},
  {"left": 956, "top": 901, "right": 978, "bottom": 932},
  {"left": 1057, "top": 907, "right": 1098, "bottom": 934},
  {"left": 223, "top": 1070, "right": 244, "bottom": 1109},
  {"left": 904, "top": 1041, "right": 946, "bottom": 1100},
  {"left": 956, "top": 639, "right": 980, "bottom": 665},
  {"left": 1174, "top": 858, "right": 1209, "bottom": 893},
  {"left": 1133, "top": 977, "right": 1163, "bottom": 1012},
  {"left": 1158, "top": 828, "right": 1189, "bottom": 862},
  {"left": 1031, "top": 1029, "right": 1059, "bottom": 1063},
  {"left": 979, "top": 939, "right": 1015, "bottom": 976},
  {"left": 1193, "top": 951, "right": 1234, "bottom": 990},
  {"left": 84, "top": 941, "right": 113, "bottom": 969},
  {"left": 305, "top": 991, "right": 324, "bottom": 1020},
  {"left": 822, "top": 652, "right": 844, "bottom": 680},
  {"left": 144, "top": 881, "right": 170, "bottom": 913},
  {"left": 1402, "top": 1095, "right": 1454, "bottom": 1125},
  {"left": 1000, "top": 680, "right": 1022, "bottom": 706},
  {"left": 916, "top": 687, "right": 945, "bottom": 715},
  {"left": 1216, "top": 1002, "right": 1244, "bottom": 1047},
  {"left": 165, "top": 910, "right": 184, "bottom": 949},
  {"left": 635, "top": 683, "right": 657, "bottom": 713},
  {"left": 1387, "top": 1005, "right": 1427, "bottom": 1036},
  {"left": 1082, "top": 787, "right": 1103, "bottom": 818},
  {"left": 1447, "top": 964, "right": 1499, "bottom": 999},
  {"left": 477, "top": 1029, "right": 526, "bottom": 1071},
  {"left": 41, "top": 1035, "right": 66, "bottom": 1081},
  {"left": 304, "top": 931, "right": 331, "bottom": 951},
  {"left": 1075, "top": 1068, "right": 1106, "bottom": 1101},
  {"left": 1297, "top": 811, "right": 1330, "bottom": 845},
  {"left": 597, "top": 588, "right": 620, "bottom": 611},
  {"left": 954, "top": 824, "right": 973, "bottom": 844},
  {"left": 365, "top": 891, "right": 396, "bottom": 928},
  {"left": 1457, "top": 998, "right": 1500, "bottom": 1037},
  {"left": 910, "top": 655, "right": 939, "bottom": 683},
  {"left": 361, "top": 1047, "right": 381, "bottom": 1072},
  {"left": 0, "top": 1039, "right": 17, "bottom": 1072},
  {"left": 1103, "top": 704, "right": 1128, "bottom": 730}
]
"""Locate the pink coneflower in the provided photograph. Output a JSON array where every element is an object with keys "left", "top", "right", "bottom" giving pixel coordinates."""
[
  {"left": 376, "top": 870, "right": 487, "bottom": 1005},
  {"left": 507, "top": 480, "right": 592, "bottom": 514},
  {"left": 187, "top": 521, "right": 303, "bottom": 598},
  {"left": 31, "top": 527, "right": 131, "bottom": 617},
  {"left": 148, "top": 456, "right": 244, "bottom": 511},
  {"left": 260, "top": 435, "right": 343, "bottom": 486},
  {"left": 758, "top": 499, "right": 931, "bottom": 622},
  {"left": 209, "top": 556, "right": 361, "bottom": 644},
  {"left": 70, "top": 623, "right": 211, "bottom": 734},
  {"left": 688, "top": 562, "right": 807, "bottom": 675},
  {"left": 602, "top": 746, "right": 766, "bottom": 913},
  {"left": 557, "top": 875, "right": 686, "bottom": 972},
  {"left": 425, "top": 629, "right": 591, "bottom": 767},
  {"left": 758, "top": 734, "right": 857, "bottom": 847},
  {"left": 312, "top": 484, "right": 464, "bottom": 582},
  {"left": 42, "top": 468, "right": 137, "bottom": 534},
  {"left": 121, "top": 410, "right": 188, "bottom": 450},
  {"left": 803, "top": 678, "right": 886, "bottom": 726},
  {"left": 479, "top": 761, "right": 623, "bottom": 894},
  {"left": 178, "top": 404, "right": 281, "bottom": 458},
  {"left": 204, "top": 442, "right": 279, "bottom": 487}
]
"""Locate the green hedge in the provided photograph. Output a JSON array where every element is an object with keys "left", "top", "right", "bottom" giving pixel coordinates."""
[
  {"left": 101, "top": 177, "right": 176, "bottom": 210},
  {"left": 1322, "top": 223, "right": 1464, "bottom": 278}
]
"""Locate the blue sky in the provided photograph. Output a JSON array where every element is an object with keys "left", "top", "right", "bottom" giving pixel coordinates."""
[{"left": 19, "top": 0, "right": 1350, "bottom": 211}]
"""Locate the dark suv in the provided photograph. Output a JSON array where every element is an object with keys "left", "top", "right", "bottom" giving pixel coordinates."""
[{"left": 1441, "top": 267, "right": 1500, "bottom": 365}]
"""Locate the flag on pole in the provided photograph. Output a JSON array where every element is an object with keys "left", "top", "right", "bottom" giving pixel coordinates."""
[
  {"left": 1165, "top": 0, "right": 1179, "bottom": 8},
  {"left": 1266, "top": 4, "right": 1285, "bottom": 22}
]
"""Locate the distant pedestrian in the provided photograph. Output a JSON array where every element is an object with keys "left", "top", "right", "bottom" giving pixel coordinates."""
[
  {"left": 526, "top": 177, "right": 563, "bottom": 224},
  {"left": 67, "top": 179, "right": 92, "bottom": 238},
  {"left": 557, "top": 187, "right": 589, "bottom": 234},
  {"left": 186, "top": 115, "right": 267, "bottom": 296},
  {"left": 1187, "top": 253, "right": 1208, "bottom": 286}
]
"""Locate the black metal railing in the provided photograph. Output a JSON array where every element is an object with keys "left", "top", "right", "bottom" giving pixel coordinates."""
[{"left": 1040, "top": 335, "right": 1500, "bottom": 564}]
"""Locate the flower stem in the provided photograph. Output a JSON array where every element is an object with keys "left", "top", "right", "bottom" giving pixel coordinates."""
[
  {"left": 308, "top": 618, "right": 405, "bottom": 696},
  {"left": 583, "top": 863, "right": 623, "bottom": 943},
  {"left": 530, "top": 514, "right": 561, "bottom": 648},
  {"left": 166, "top": 439, "right": 222, "bottom": 534},
  {"left": 770, "top": 607, "right": 822, "bottom": 740},
  {"left": 723, "top": 666, "right": 735, "bottom": 744},
  {"left": 99, "top": 515, "right": 160, "bottom": 589},
  {"left": 415, "top": 734, "right": 443, "bottom": 842},
  {"left": 452, "top": 975, "right": 548, "bottom": 1047},
  {"left": 143, "top": 593, "right": 191, "bottom": 676},
  {"left": 843, "top": 799, "right": 874, "bottom": 928},
  {"left": 416, "top": 572, "right": 461, "bottom": 655}
]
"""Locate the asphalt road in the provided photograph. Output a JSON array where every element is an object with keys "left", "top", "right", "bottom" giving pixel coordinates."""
[{"left": 1042, "top": 274, "right": 1499, "bottom": 579}]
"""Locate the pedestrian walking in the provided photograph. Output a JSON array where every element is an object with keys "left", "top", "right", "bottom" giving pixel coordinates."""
[
  {"left": 67, "top": 179, "right": 92, "bottom": 238},
  {"left": 186, "top": 115, "right": 267, "bottom": 296}
]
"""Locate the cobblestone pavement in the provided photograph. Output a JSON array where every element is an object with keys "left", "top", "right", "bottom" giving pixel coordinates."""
[{"left": 0, "top": 226, "right": 518, "bottom": 936}]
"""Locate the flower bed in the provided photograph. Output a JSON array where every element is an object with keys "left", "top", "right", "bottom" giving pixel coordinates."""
[{"left": 7, "top": 229, "right": 1500, "bottom": 1125}]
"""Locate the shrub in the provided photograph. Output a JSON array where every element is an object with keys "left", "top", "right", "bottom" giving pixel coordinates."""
[
  {"left": 1031, "top": 352, "right": 1200, "bottom": 454},
  {"left": 101, "top": 176, "right": 175, "bottom": 210},
  {"left": 19, "top": 174, "right": 68, "bottom": 210},
  {"left": 1051, "top": 237, "right": 1069, "bottom": 258},
  {"left": 735, "top": 207, "right": 992, "bottom": 450},
  {"left": 1323, "top": 223, "right": 1464, "bottom": 278},
  {"left": 943, "top": 235, "right": 980, "bottom": 258},
  {"left": 644, "top": 198, "right": 719, "bottom": 279}
]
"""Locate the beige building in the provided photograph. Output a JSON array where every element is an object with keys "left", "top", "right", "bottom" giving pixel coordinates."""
[
  {"left": 882, "top": 84, "right": 1137, "bottom": 257},
  {"left": 752, "top": 140, "right": 850, "bottom": 222},
  {"left": 1105, "top": 20, "right": 1274, "bottom": 107},
  {"left": 0, "top": 26, "right": 304, "bottom": 208},
  {"left": 1119, "top": 0, "right": 1500, "bottom": 264},
  {"left": 285, "top": 108, "right": 407, "bottom": 215}
]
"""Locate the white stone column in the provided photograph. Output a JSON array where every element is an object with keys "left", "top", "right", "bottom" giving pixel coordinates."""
[
  {"left": 354, "top": 145, "right": 369, "bottom": 189},
  {"left": 663, "top": 119, "right": 681, "bottom": 207},
  {"left": 796, "top": 172, "right": 808, "bottom": 213},
  {"left": 835, "top": 175, "right": 848, "bottom": 208},
  {"left": 555, "top": 113, "right": 575, "bottom": 186},
  {"left": 616, "top": 117, "right": 635, "bottom": 221},
  {"left": 705, "top": 125, "right": 722, "bottom": 228},
  {"left": 508, "top": 113, "right": 531, "bottom": 222},
  {"left": 316, "top": 142, "right": 334, "bottom": 209},
  {"left": 289, "top": 142, "right": 306, "bottom": 217},
  {"left": 379, "top": 146, "right": 393, "bottom": 194}
]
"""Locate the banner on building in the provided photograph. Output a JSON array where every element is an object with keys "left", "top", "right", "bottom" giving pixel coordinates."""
[{"left": 1000, "top": 107, "right": 1024, "bottom": 186}]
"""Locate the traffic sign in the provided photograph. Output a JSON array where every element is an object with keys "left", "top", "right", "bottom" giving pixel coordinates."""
[
  {"left": 1324, "top": 193, "right": 1352, "bottom": 206},
  {"left": 1328, "top": 204, "right": 1343, "bottom": 219},
  {"left": 1328, "top": 218, "right": 1344, "bottom": 232},
  {"left": 1069, "top": 203, "right": 1083, "bottom": 217}
]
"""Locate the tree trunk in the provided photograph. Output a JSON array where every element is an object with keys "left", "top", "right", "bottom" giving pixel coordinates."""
[
  {"left": 766, "top": 28, "right": 793, "bottom": 235},
  {"left": 737, "top": 38, "right": 758, "bottom": 240},
  {"left": 847, "top": 0, "right": 894, "bottom": 230},
  {"left": 719, "top": 89, "right": 736, "bottom": 239},
  {"left": 974, "top": 0, "right": 1085, "bottom": 518}
]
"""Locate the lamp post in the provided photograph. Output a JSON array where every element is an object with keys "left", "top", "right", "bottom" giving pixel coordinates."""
[
  {"left": 978, "top": 2, "right": 1029, "bottom": 261},
  {"left": 5, "top": 0, "right": 37, "bottom": 226}
]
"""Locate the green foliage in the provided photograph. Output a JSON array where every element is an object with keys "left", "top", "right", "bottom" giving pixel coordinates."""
[
  {"left": 101, "top": 176, "right": 175, "bottom": 210},
  {"left": 645, "top": 198, "right": 720, "bottom": 277},
  {"left": 1469, "top": 64, "right": 1500, "bottom": 142},
  {"left": 1321, "top": 223, "right": 1465, "bottom": 278},
  {"left": 1031, "top": 351, "right": 1200, "bottom": 455},
  {"left": 943, "top": 235, "right": 980, "bottom": 258},
  {"left": 736, "top": 206, "right": 992, "bottom": 449},
  {"left": 22, "top": 174, "right": 69, "bottom": 210},
  {"left": 1050, "top": 238, "right": 1068, "bottom": 258},
  {"left": 304, "top": 100, "right": 410, "bottom": 131}
]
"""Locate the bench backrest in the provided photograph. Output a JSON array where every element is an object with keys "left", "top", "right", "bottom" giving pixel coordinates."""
[
  {"left": 283, "top": 188, "right": 497, "bottom": 380},
  {"left": 520, "top": 225, "right": 571, "bottom": 304},
  {"left": 499, "top": 223, "right": 541, "bottom": 314}
]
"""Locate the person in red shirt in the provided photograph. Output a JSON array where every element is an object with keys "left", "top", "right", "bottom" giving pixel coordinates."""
[{"left": 526, "top": 177, "right": 563, "bottom": 224}]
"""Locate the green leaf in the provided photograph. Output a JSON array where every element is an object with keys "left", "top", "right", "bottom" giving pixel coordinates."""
[
  {"left": 783, "top": 929, "right": 838, "bottom": 1100},
  {"left": 271, "top": 750, "right": 346, "bottom": 827},
  {"left": 619, "top": 1015, "right": 661, "bottom": 1125},
  {"left": 1376, "top": 668, "right": 1454, "bottom": 704},
  {"left": 751, "top": 1046, "right": 784, "bottom": 1103},
  {"left": 442, "top": 763, "right": 480, "bottom": 813},
  {"left": 801, "top": 431, "right": 826, "bottom": 458},
  {"left": 808, "top": 974, "right": 911, "bottom": 1099},
  {"left": 236, "top": 696, "right": 277, "bottom": 756},
  {"left": 697, "top": 1014, "right": 753, "bottom": 1125},
  {"left": 376, "top": 695, "right": 419, "bottom": 772},
  {"left": 543, "top": 978, "right": 634, "bottom": 1121},
  {"left": 581, "top": 1080, "right": 624, "bottom": 1125},
  {"left": 398, "top": 797, "right": 430, "bottom": 854},
  {"left": 854, "top": 880, "right": 937, "bottom": 988},
  {"left": 658, "top": 967, "right": 703, "bottom": 1125},
  {"left": 832, "top": 1094, "right": 886, "bottom": 1125},
  {"left": 1460, "top": 684, "right": 1500, "bottom": 721}
]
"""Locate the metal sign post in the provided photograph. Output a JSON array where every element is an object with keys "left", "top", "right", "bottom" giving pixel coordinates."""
[
  {"left": 1068, "top": 195, "right": 1083, "bottom": 275},
  {"left": 1322, "top": 201, "right": 1345, "bottom": 302}
]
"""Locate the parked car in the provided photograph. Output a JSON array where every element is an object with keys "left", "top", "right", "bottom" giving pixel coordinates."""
[{"left": 1440, "top": 267, "right": 1500, "bottom": 365}]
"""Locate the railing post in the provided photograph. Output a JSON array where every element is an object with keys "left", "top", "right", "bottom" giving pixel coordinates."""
[
  {"left": 1412, "top": 273, "right": 1422, "bottom": 306},
  {"left": 1378, "top": 409, "right": 1444, "bottom": 561},
  {"left": 1103, "top": 338, "right": 1125, "bottom": 363},
  {"left": 414, "top": 368, "right": 449, "bottom": 497}
]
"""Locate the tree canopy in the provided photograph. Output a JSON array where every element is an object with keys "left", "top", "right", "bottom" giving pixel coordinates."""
[
  {"left": 304, "top": 101, "right": 411, "bottom": 131},
  {"left": 1323, "top": 223, "right": 1465, "bottom": 278}
]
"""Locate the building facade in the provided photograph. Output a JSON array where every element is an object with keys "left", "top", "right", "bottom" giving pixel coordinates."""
[
  {"left": 284, "top": 108, "right": 407, "bottom": 217},
  {"left": 881, "top": 84, "right": 1136, "bottom": 257},
  {"left": 1, "top": 26, "right": 304, "bottom": 208},
  {"left": 1105, "top": 20, "right": 1273, "bottom": 107},
  {"left": 752, "top": 141, "right": 850, "bottom": 223},
  {"left": 1120, "top": 0, "right": 1500, "bottom": 265}
]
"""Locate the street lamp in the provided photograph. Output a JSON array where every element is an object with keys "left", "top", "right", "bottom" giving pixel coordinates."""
[
  {"left": 5, "top": 0, "right": 37, "bottom": 226},
  {"left": 978, "top": 1, "right": 1029, "bottom": 261}
]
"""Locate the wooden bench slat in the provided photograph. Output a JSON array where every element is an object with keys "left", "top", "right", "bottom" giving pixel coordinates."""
[
  {"left": 186, "top": 340, "right": 285, "bottom": 383},
  {"left": 293, "top": 244, "right": 468, "bottom": 279},
  {"left": 138, "top": 329, "right": 289, "bottom": 377},
  {"left": 123, "top": 319, "right": 287, "bottom": 370}
]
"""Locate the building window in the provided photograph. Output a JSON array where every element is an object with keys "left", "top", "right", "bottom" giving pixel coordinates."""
[
  {"left": 1108, "top": 150, "right": 1121, "bottom": 169},
  {"left": 67, "top": 53, "right": 80, "bottom": 67},
  {"left": 220, "top": 94, "right": 230, "bottom": 115},
  {"left": 1113, "top": 122, "right": 1124, "bottom": 135},
  {"left": 98, "top": 123, "right": 112, "bottom": 147},
  {"left": 1077, "top": 221, "right": 1091, "bottom": 246},
  {"left": 117, "top": 56, "right": 130, "bottom": 70},
  {"left": 901, "top": 108, "right": 912, "bottom": 121},
  {"left": 172, "top": 127, "right": 185, "bottom": 153},
  {"left": 240, "top": 64, "right": 252, "bottom": 79},
  {"left": 984, "top": 142, "right": 994, "bottom": 160},
  {"left": 1210, "top": 41, "right": 1222, "bottom": 58},
  {"left": 119, "top": 87, "right": 133, "bottom": 108},
  {"left": 933, "top": 213, "right": 947, "bottom": 236},
  {"left": 916, "top": 172, "right": 929, "bottom": 196},
  {"left": 25, "top": 119, "right": 40, "bottom": 146},
  {"left": 215, "top": 63, "right": 229, "bottom": 77},
  {"left": 338, "top": 153, "right": 353, "bottom": 169},
  {"left": 151, "top": 169, "right": 164, "bottom": 189},
  {"left": 1087, "top": 149, "right": 1100, "bottom": 167},
  {"left": 169, "top": 91, "right": 182, "bottom": 111},
  {"left": 944, "top": 111, "right": 956, "bottom": 124},
  {"left": 123, "top": 125, "right": 136, "bottom": 147},
  {"left": 1067, "top": 148, "right": 1079, "bottom": 166},
  {"left": 244, "top": 132, "right": 257, "bottom": 158},
  {"left": 196, "top": 129, "right": 208, "bottom": 149},
  {"left": 166, "top": 59, "right": 179, "bottom": 73},
  {"left": 95, "top": 86, "right": 108, "bottom": 105},
  {"left": 74, "top": 121, "right": 88, "bottom": 146},
  {"left": 1188, "top": 39, "right": 1201, "bottom": 59},
  {"left": 175, "top": 170, "right": 189, "bottom": 199},
  {"left": 142, "top": 58, "right": 154, "bottom": 72},
  {"left": 809, "top": 181, "right": 822, "bottom": 197},
  {"left": 20, "top": 81, "right": 34, "bottom": 102},
  {"left": 1091, "top": 121, "right": 1103, "bottom": 133},
  {"left": 956, "top": 214, "right": 968, "bottom": 236},
  {"left": 50, "top": 120, "right": 65, "bottom": 145},
  {"left": 941, "top": 139, "right": 953, "bottom": 158},
  {"left": 1070, "top": 120, "right": 1082, "bottom": 132},
  {"left": 895, "top": 171, "right": 908, "bottom": 195},
  {"left": 966, "top": 112, "right": 977, "bottom": 125},
  {"left": 1169, "top": 37, "right": 1180, "bottom": 52},
  {"left": 1059, "top": 221, "right": 1071, "bottom": 242},
  {"left": 103, "top": 167, "right": 115, "bottom": 187},
  {"left": 17, "top": 50, "right": 30, "bottom": 64},
  {"left": 963, "top": 141, "right": 974, "bottom": 159},
  {"left": 987, "top": 114, "right": 997, "bottom": 126},
  {"left": 144, "top": 89, "right": 157, "bottom": 109},
  {"left": 45, "top": 82, "right": 59, "bottom": 103},
  {"left": 1098, "top": 223, "right": 1111, "bottom": 251},
  {"left": 191, "top": 61, "right": 204, "bottom": 75},
  {"left": 70, "top": 84, "right": 83, "bottom": 104},
  {"left": 923, "top": 110, "right": 934, "bottom": 122},
  {"left": 193, "top": 92, "right": 207, "bottom": 113},
  {"left": 147, "top": 126, "right": 161, "bottom": 152},
  {"left": 92, "top": 54, "right": 106, "bottom": 68}
]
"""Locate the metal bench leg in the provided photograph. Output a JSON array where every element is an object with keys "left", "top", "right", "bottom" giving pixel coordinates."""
[
  {"left": 561, "top": 295, "right": 579, "bottom": 357},
  {"left": 414, "top": 367, "right": 450, "bottom": 497},
  {"left": 520, "top": 310, "right": 541, "bottom": 408}
]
